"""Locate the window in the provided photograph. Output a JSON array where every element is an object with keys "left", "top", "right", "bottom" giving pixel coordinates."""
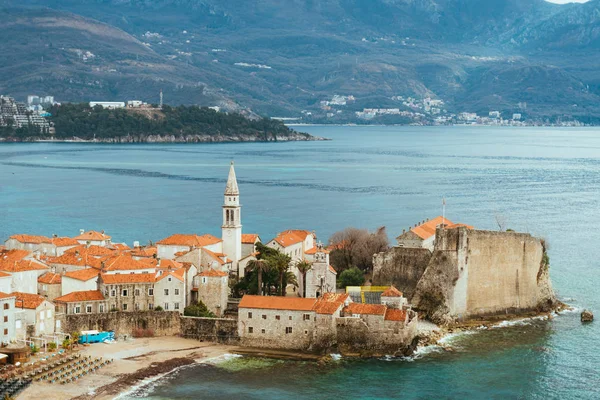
[
  {"left": 175, "top": 289, "right": 179, "bottom": 296},
  {"left": 43, "top": 284, "right": 47, "bottom": 291},
  {"left": 122, "top": 289, "right": 128, "bottom": 297},
  {"left": 3, "top": 316, "right": 7, "bottom": 323},
  {"left": 174, "top": 302, "right": 180, "bottom": 310},
  {"left": 4, "top": 303, "right": 8, "bottom": 310},
  {"left": 99, "top": 304, "right": 104, "bottom": 313},
  {"left": 122, "top": 303, "right": 128, "bottom": 311},
  {"left": 303, "top": 314, "right": 311, "bottom": 321},
  {"left": 262, "top": 314, "right": 267, "bottom": 320},
  {"left": 86, "top": 305, "right": 92, "bottom": 313},
  {"left": 15, "top": 320, "right": 21, "bottom": 329},
  {"left": 305, "top": 330, "right": 309, "bottom": 335},
  {"left": 261, "top": 329, "right": 266, "bottom": 334},
  {"left": 104, "top": 289, "right": 109, "bottom": 297},
  {"left": 40, "top": 311, "right": 44, "bottom": 320},
  {"left": 135, "top": 303, "right": 139, "bottom": 311},
  {"left": 110, "top": 290, "right": 116, "bottom": 297},
  {"left": 149, "top": 303, "right": 154, "bottom": 310},
  {"left": 135, "top": 289, "right": 140, "bottom": 296},
  {"left": 56, "top": 320, "right": 61, "bottom": 329},
  {"left": 168, "top": 277, "right": 172, "bottom": 282},
  {"left": 75, "top": 306, "right": 81, "bottom": 314},
  {"left": 248, "top": 327, "right": 253, "bottom": 333},
  {"left": 275, "top": 315, "right": 280, "bottom": 320},
  {"left": 289, "top": 316, "right": 292, "bottom": 321},
  {"left": 46, "top": 310, "right": 51, "bottom": 318},
  {"left": 164, "top": 289, "right": 169, "bottom": 296},
  {"left": 165, "top": 303, "right": 170, "bottom": 310},
  {"left": 285, "top": 327, "right": 293, "bottom": 334},
  {"left": 148, "top": 288, "right": 154, "bottom": 296},
  {"left": 4, "top": 329, "right": 7, "bottom": 335},
  {"left": 248, "top": 312, "right": 253, "bottom": 319},
  {"left": 202, "top": 277, "right": 207, "bottom": 284}
]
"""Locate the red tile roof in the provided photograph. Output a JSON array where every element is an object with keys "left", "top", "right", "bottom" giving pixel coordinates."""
[
  {"left": 203, "top": 248, "right": 227, "bottom": 266},
  {"left": 409, "top": 216, "right": 453, "bottom": 240},
  {"left": 64, "top": 268, "right": 99, "bottom": 282},
  {"left": 158, "top": 259, "right": 183, "bottom": 270},
  {"left": 131, "top": 246, "right": 157, "bottom": 258},
  {"left": 9, "top": 234, "right": 51, "bottom": 244},
  {"left": 313, "top": 293, "right": 349, "bottom": 315},
  {"left": 0, "top": 271, "right": 10, "bottom": 278},
  {"left": 343, "top": 303, "right": 387, "bottom": 316},
  {"left": 38, "top": 272, "right": 62, "bottom": 284},
  {"left": 156, "top": 234, "right": 222, "bottom": 247},
  {"left": 328, "top": 265, "right": 337, "bottom": 275},
  {"left": 0, "top": 292, "right": 15, "bottom": 300},
  {"left": 112, "top": 243, "right": 130, "bottom": 251},
  {"left": 54, "top": 290, "right": 105, "bottom": 303},
  {"left": 102, "top": 254, "right": 154, "bottom": 272},
  {"left": 48, "top": 251, "right": 105, "bottom": 269},
  {"left": 198, "top": 268, "right": 228, "bottom": 278},
  {"left": 382, "top": 286, "right": 403, "bottom": 297},
  {"left": 272, "top": 230, "right": 312, "bottom": 248},
  {"left": 0, "top": 258, "right": 48, "bottom": 273},
  {"left": 241, "top": 234, "right": 260, "bottom": 244},
  {"left": 100, "top": 273, "right": 155, "bottom": 284},
  {"left": 12, "top": 292, "right": 46, "bottom": 309},
  {"left": 384, "top": 308, "right": 407, "bottom": 322},
  {"left": 305, "top": 247, "right": 330, "bottom": 255},
  {"left": 65, "top": 245, "right": 116, "bottom": 257},
  {"left": 239, "top": 295, "right": 317, "bottom": 311},
  {"left": 74, "top": 230, "right": 111, "bottom": 241},
  {"left": 52, "top": 237, "right": 80, "bottom": 247},
  {"left": 156, "top": 268, "right": 185, "bottom": 282}
]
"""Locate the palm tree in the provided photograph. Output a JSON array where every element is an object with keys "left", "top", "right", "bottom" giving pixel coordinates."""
[
  {"left": 269, "top": 252, "right": 292, "bottom": 296},
  {"left": 296, "top": 260, "right": 313, "bottom": 298},
  {"left": 248, "top": 259, "right": 269, "bottom": 296}
]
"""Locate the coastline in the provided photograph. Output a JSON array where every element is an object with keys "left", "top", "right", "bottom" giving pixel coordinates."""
[{"left": 17, "top": 337, "right": 238, "bottom": 400}]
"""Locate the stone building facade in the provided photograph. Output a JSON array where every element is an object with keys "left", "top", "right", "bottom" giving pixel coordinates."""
[
  {"left": 98, "top": 273, "right": 155, "bottom": 312},
  {"left": 193, "top": 269, "right": 229, "bottom": 317},
  {"left": 37, "top": 272, "right": 62, "bottom": 301},
  {"left": 0, "top": 293, "right": 16, "bottom": 343},
  {"left": 54, "top": 290, "right": 107, "bottom": 315}
]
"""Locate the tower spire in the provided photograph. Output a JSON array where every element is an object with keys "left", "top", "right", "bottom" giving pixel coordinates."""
[{"left": 225, "top": 161, "right": 239, "bottom": 195}]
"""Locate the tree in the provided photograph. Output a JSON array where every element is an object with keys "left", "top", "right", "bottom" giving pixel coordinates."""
[
  {"left": 184, "top": 301, "right": 216, "bottom": 318},
  {"left": 269, "top": 252, "right": 292, "bottom": 296},
  {"left": 337, "top": 267, "right": 365, "bottom": 288},
  {"left": 248, "top": 259, "right": 269, "bottom": 296},
  {"left": 154, "top": 306, "right": 164, "bottom": 311},
  {"left": 329, "top": 226, "right": 389, "bottom": 272},
  {"left": 296, "top": 259, "right": 313, "bottom": 298}
]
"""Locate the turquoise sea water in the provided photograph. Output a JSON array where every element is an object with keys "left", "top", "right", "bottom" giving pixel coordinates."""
[{"left": 1, "top": 126, "right": 599, "bottom": 398}]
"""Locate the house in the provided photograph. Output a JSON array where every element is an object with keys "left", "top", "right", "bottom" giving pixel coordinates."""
[
  {"left": 74, "top": 230, "right": 112, "bottom": 247},
  {"left": 0, "top": 250, "right": 49, "bottom": 294},
  {"left": 4, "top": 235, "right": 79, "bottom": 256},
  {"left": 303, "top": 244, "right": 337, "bottom": 298},
  {"left": 395, "top": 216, "right": 473, "bottom": 251},
  {"left": 54, "top": 290, "right": 106, "bottom": 315},
  {"left": 13, "top": 292, "right": 55, "bottom": 338},
  {"left": 100, "top": 254, "right": 156, "bottom": 275},
  {"left": 267, "top": 230, "right": 315, "bottom": 262},
  {"left": 238, "top": 295, "right": 319, "bottom": 350},
  {"left": 380, "top": 286, "right": 407, "bottom": 309},
  {"left": 98, "top": 273, "right": 156, "bottom": 312},
  {"left": 154, "top": 268, "right": 186, "bottom": 313},
  {"left": 241, "top": 234, "right": 261, "bottom": 259},
  {"left": 0, "top": 292, "right": 16, "bottom": 343},
  {"left": 156, "top": 234, "right": 223, "bottom": 260},
  {"left": 37, "top": 272, "right": 62, "bottom": 301},
  {"left": 61, "top": 268, "right": 99, "bottom": 296},
  {"left": 192, "top": 269, "right": 228, "bottom": 317},
  {"left": 46, "top": 247, "right": 106, "bottom": 273}
]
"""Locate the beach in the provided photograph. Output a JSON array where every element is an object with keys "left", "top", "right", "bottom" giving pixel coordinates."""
[{"left": 18, "top": 337, "right": 236, "bottom": 400}]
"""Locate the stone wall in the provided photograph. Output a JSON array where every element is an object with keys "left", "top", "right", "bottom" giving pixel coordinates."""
[
  {"left": 180, "top": 316, "right": 238, "bottom": 344},
  {"left": 60, "top": 311, "right": 181, "bottom": 336},
  {"left": 372, "top": 247, "right": 432, "bottom": 299}
]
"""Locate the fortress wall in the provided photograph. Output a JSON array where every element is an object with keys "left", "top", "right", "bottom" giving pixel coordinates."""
[{"left": 372, "top": 247, "right": 432, "bottom": 300}]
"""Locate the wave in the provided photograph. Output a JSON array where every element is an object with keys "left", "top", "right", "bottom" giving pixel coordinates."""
[{"left": 114, "top": 363, "right": 197, "bottom": 399}]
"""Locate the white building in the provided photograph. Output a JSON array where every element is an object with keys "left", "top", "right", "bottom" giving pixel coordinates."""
[
  {"left": 222, "top": 161, "right": 243, "bottom": 269},
  {"left": 303, "top": 244, "right": 337, "bottom": 298},
  {"left": 0, "top": 250, "right": 49, "bottom": 294},
  {"left": 62, "top": 268, "right": 99, "bottom": 296},
  {"left": 74, "top": 230, "right": 112, "bottom": 247},
  {"left": 154, "top": 269, "right": 186, "bottom": 313},
  {"left": 89, "top": 102, "right": 125, "bottom": 109},
  {"left": 13, "top": 292, "right": 55, "bottom": 338},
  {"left": 0, "top": 293, "right": 16, "bottom": 343}
]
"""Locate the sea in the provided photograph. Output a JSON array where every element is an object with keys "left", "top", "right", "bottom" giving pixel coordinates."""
[{"left": 1, "top": 126, "right": 599, "bottom": 399}]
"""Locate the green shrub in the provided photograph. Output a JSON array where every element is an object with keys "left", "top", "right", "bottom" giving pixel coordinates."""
[
  {"left": 337, "top": 267, "right": 365, "bottom": 288},
  {"left": 184, "top": 301, "right": 216, "bottom": 318}
]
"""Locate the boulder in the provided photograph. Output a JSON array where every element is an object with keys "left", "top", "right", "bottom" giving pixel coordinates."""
[{"left": 581, "top": 309, "right": 594, "bottom": 323}]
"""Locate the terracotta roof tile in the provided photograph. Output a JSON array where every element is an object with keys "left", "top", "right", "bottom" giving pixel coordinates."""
[
  {"left": 51, "top": 237, "right": 80, "bottom": 247},
  {"left": 382, "top": 286, "right": 403, "bottom": 297},
  {"left": 198, "top": 268, "right": 228, "bottom": 278},
  {"left": 12, "top": 292, "right": 46, "bottom": 309},
  {"left": 9, "top": 234, "right": 51, "bottom": 244},
  {"left": 328, "top": 265, "right": 337, "bottom": 275},
  {"left": 0, "top": 258, "right": 48, "bottom": 273},
  {"left": 203, "top": 248, "right": 226, "bottom": 266},
  {"left": 343, "top": 303, "right": 387, "bottom": 316},
  {"left": 0, "top": 292, "right": 15, "bottom": 300},
  {"left": 38, "top": 272, "right": 62, "bottom": 284},
  {"left": 241, "top": 234, "right": 260, "bottom": 244},
  {"left": 102, "top": 254, "right": 154, "bottom": 272},
  {"left": 54, "top": 290, "right": 105, "bottom": 303},
  {"left": 64, "top": 268, "right": 100, "bottom": 282},
  {"left": 384, "top": 308, "right": 407, "bottom": 322},
  {"left": 0, "top": 271, "right": 11, "bottom": 278},
  {"left": 239, "top": 295, "right": 316, "bottom": 311},
  {"left": 65, "top": 245, "right": 116, "bottom": 257},
  {"left": 272, "top": 230, "right": 312, "bottom": 248},
  {"left": 131, "top": 246, "right": 157, "bottom": 258},
  {"left": 305, "top": 247, "right": 330, "bottom": 255},
  {"left": 156, "top": 234, "right": 222, "bottom": 247},
  {"left": 100, "top": 273, "right": 155, "bottom": 284},
  {"left": 112, "top": 243, "right": 130, "bottom": 251},
  {"left": 313, "top": 294, "right": 349, "bottom": 315},
  {"left": 74, "top": 230, "right": 111, "bottom": 241},
  {"left": 156, "top": 268, "right": 185, "bottom": 282},
  {"left": 48, "top": 251, "right": 105, "bottom": 269}
]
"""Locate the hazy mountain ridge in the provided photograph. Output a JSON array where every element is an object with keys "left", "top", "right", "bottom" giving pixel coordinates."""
[{"left": 2, "top": 0, "right": 600, "bottom": 121}]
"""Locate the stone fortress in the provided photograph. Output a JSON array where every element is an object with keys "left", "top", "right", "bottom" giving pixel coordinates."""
[{"left": 373, "top": 217, "right": 557, "bottom": 325}]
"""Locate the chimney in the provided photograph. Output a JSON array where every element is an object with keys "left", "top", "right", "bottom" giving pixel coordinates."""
[
  {"left": 101, "top": 230, "right": 105, "bottom": 234},
  {"left": 80, "top": 229, "right": 85, "bottom": 235},
  {"left": 101, "top": 261, "right": 106, "bottom": 271},
  {"left": 52, "top": 233, "right": 57, "bottom": 238}
]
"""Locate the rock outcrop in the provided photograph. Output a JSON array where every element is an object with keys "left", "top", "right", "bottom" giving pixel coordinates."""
[{"left": 581, "top": 309, "right": 594, "bottom": 323}]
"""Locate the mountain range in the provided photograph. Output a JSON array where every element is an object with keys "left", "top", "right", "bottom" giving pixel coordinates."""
[{"left": 1, "top": 0, "right": 599, "bottom": 121}]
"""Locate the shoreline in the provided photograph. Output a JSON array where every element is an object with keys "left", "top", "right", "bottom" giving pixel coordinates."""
[{"left": 17, "top": 337, "right": 238, "bottom": 400}]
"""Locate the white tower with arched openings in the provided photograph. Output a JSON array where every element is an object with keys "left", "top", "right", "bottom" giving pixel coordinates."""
[{"left": 222, "top": 161, "right": 242, "bottom": 268}]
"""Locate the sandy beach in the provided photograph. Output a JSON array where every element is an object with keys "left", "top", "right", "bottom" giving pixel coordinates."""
[{"left": 18, "top": 337, "right": 237, "bottom": 400}]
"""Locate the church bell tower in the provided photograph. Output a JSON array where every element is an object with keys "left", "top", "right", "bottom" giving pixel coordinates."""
[{"left": 222, "top": 161, "right": 242, "bottom": 267}]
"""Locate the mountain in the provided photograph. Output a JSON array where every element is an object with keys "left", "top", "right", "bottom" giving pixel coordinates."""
[{"left": 2, "top": 0, "right": 600, "bottom": 122}]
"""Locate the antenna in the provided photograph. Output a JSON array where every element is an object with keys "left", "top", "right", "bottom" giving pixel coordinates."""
[
  {"left": 442, "top": 197, "right": 446, "bottom": 228},
  {"left": 159, "top": 89, "right": 163, "bottom": 109}
]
